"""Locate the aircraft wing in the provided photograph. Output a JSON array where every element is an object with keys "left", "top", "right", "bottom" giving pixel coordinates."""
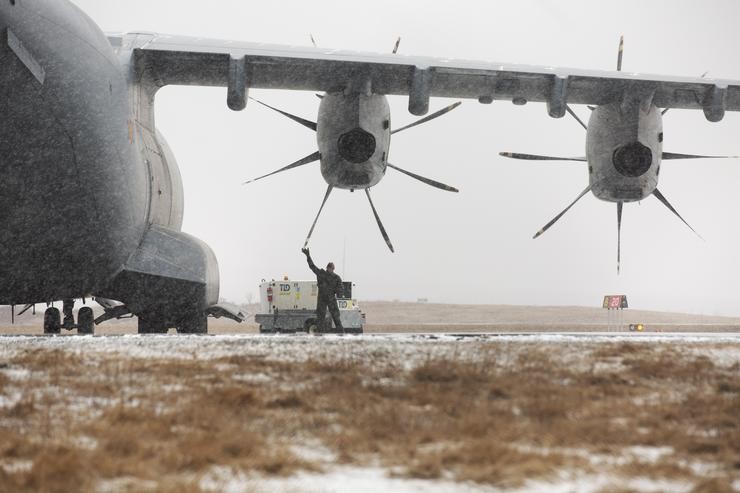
[{"left": 123, "top": 33, "right": 740, "bottom": 117}]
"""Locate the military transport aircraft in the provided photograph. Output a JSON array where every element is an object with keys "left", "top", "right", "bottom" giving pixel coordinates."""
[{"left": 3, "top": 1, "right": 740, "bottom": 334}]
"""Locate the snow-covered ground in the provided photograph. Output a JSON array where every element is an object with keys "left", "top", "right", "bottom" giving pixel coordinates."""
[
  {"left": 1, "top": 331, "right": 738, "bottom": 362},
  {"left": 1, "top": 332, "right": 738, "bottom": 493}
]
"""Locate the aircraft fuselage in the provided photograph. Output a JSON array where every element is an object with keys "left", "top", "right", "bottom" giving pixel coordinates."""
[{"left": 0, "top": 0, "right": 191, "bottom": 309}]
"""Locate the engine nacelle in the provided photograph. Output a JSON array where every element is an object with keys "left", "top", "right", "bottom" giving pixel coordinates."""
[
  {"left": 317, "top": 93, "right": 391, "bottom": 190},
  {"left": 586, "top": 102, "right": 662, "bottom": 202}
]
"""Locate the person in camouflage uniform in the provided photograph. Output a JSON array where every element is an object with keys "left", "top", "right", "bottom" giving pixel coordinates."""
[{"left": 302, "top": 248, "right": 344, "bottom": 332}]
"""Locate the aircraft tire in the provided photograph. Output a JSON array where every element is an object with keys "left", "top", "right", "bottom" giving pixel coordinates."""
[
  {"left": 177, "top": 313, "right": 208, "bottom": 335},
  {"left": 137, "top": 318, "right": 168, "bottom": 335},
  {"left": 43, "top": 308, "right": 61, "bottom": 334},
  {"left": 77, "top": 307, "right": 95, "bottom": 335}
]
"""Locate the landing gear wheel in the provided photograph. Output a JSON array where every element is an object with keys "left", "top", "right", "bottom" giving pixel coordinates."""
[
  {"left": 77, "top": 307, "right": 95, "bottom": 335},
  {"left": 43, "top": 308, "right": 61, "bottom": 335},
  {"left": 138, "top": 318, "right": 168, "bottom": 334},
  {"left": 177, "top": 313, "right": 208, "bottom": 334}
]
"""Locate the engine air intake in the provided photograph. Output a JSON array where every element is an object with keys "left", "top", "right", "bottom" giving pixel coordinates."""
[
  {"left": 612, "top": 141, "right": 652, "bottom": 177},
  {"left": 338, "top": 127, "right": 376, "bottom": 164}
]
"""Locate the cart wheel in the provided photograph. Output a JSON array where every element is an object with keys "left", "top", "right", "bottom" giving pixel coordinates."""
[{"left": 304, "top": 318, "right": 318, "bottom": 334}]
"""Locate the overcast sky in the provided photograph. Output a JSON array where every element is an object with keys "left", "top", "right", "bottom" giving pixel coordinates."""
[{"left": 72, "top": 0, "right": 740, "bottom": 316}]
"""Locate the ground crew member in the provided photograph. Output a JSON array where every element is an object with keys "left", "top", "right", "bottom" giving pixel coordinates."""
[{"left": 301, "top": 248, "right": 344, "bottom": 332}]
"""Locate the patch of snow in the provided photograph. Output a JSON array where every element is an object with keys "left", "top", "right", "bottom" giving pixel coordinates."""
[
  {"left": 231, "top": 372, "right": 272, "bottom": 383},
  {"left": 625, "top": 445, "right": 674, "bottom": 463},
  {"left": 289, "top": 442, "right": 336, "bottom": 463},
  {"left": 0, "top": 390, "right": 23, "bottom": 409},
  {"left": 1, "top": 459, "right": 32, "bottom": 474},
  {"left": 200, "top": 465, "right": 498, "bottom": 493},
  {"left": 517, "top": 473, "right": 693, "bottom": 493},
  {"left": 1, "top": 368, "right": 31, "bottom": 380}
]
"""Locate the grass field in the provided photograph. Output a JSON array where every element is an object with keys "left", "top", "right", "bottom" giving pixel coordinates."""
[{"left": 0, "top": 334, "right": 737, "bottom": 492}]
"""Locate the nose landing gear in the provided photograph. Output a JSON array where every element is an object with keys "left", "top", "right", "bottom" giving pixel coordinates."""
[{"left": 43, "top": 299, "right": 95, "bottom": 335}]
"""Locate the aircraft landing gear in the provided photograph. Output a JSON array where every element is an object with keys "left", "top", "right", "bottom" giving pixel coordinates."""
[
  {"left": 177, "top": 313, "right": 208, "bottom": 335},
  {"left": 43, "top": 307, "right": 61, "bottom": 334},
  {"left": 43, "top": 300, "right": 95, "bottom": 335},
  {"left": 77, "top": 307, "right": 94, "bottom": 335},
  {"left": 137, "top": 318, "right": 169, "bottom": 334},
  {"left": 62, "top": 299, "right": 75, "bottom": 330}
]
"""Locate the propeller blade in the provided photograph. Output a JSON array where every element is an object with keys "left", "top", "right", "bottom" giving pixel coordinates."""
[
  {"left": 387, "top": 163, "right": 459, "bottom": 192},
  {"left": 662, "top": 152, "right": 739, "bottom": 160},
  {"left": 617, "top": 202, "right": 623, "bottom": 275},
  {"left": 533, "top": 183, "right": 593, "bottom": 239},
  {"left": 304, "top": 185, "right": 334, "bottom": 248},
  {"left": 310, "top": 34, "right": 318, "bottom": 47},
  {"left": 243, "top": 151, "right": 321, "bottom": 185},
  {"left": 499, "top": 152, "right": 586, "bottom": 162},
  {"left": 392, "top": 36, "right": 401, "bottom": 54},
  {"left": 566, "top": 105, "right": 588, "bottom": 131},
  {"left": 617, "top": 35, "right": 624, "bottom": 71},
  {"left": 587, "top": 105, "right": 597, "bottom": 111},
  {"left": 316, "top": 93, "right": 324, "bottom": 99},
  {"left": 652, "top": 188, "right": 702, "bottom": 239},
  {"left": 365, "top": 188, "right": 394, "bottom": 252},
  {"left": 391, "top": 102, "right": 462, "bottom": 134},
  {"left": 248, "top": 97, "right": 317, "bottom": 131}
]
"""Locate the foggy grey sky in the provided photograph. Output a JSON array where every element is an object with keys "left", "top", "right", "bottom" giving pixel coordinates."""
[{"left": 73, "top": 0, "right": 740, "bottom": 316}]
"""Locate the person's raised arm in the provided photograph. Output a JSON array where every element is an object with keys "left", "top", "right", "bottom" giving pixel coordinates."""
[{"left": 302, "top": 248, "right": 320, "bottom": 275}]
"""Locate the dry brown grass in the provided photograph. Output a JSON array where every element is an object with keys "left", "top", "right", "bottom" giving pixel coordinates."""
[{"left": 0, "top": 340, "right": 737, "bottom": 491}]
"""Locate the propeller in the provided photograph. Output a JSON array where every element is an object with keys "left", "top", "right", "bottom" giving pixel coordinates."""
[
  {"left": 387, "top": 163, "right": 459, "bottom": 192},
  {"left": 365, "top": 188, "right": 394, "bottom": 252},
  {"left": 617, "top": 35, "right": 624, "bottom": 72},
  {"left": 245, "top": 93, "right": 461, "bottom": 251},
  {"left": 392, "top": 101, "right": 462, "bottom": 134},
  {"left": 652, "top": 188, "right": 702, "bottom": 239},
  {"left": 304, "top": 185, "right": 334, "bottom": 248},
  {"left": 533, "top": 183, "right": 593, "bottom": 239},
  {"left": 243, "top": 151, "right": 321, "bottom": 185},
  {"left": 617, "top": 202, "right": 623, "bottom": 275},
  {"left": 392, "top": 37, "right": 401, "bottom": 54},
  {"left": 310, "top": 34, "right": 318, "bottom": 47},
  {"left": 249, "top": 97, "right": 317, "bottom": 131},
  {"left": 662, "top": 152, "right": 739, "bottom": 160},
  {"left": 500, "top": 152, "right": 586, "bottom": 162}
]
